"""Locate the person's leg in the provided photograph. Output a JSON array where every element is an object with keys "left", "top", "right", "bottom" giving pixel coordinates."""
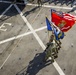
[
  {"left": 54, "top": 48, "right": 58, "bottom": 59},
  {"left": 43, "top": 50, "right": 50, "bottom": 62},
  {"left": 51, "top": 55, "right": 54, "bottom": 63},
  {"left": 59, "top": 40, "right": 62, "bottom": 44},
  {"left": 50, "top": 48, "right": 55, "bottom": 63},
  {"left": 55, "top": 40, "right": 61, "bottom": 50}
]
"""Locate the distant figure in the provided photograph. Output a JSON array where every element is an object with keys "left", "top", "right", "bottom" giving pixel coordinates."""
[
  {"left": 44, "top": 34, "right": 58, "bottom": 63},
  {"left": 37, "top": 0, "right": 42, "bottom": 6}
]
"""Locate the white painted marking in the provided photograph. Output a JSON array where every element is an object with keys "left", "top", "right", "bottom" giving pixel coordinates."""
[
  {"left": 0, "top": 28, "right": 46, "bottom": 70},
  {"left": 0, "top": 53, "right": 11, "bottom": 69},
  {"left": 0, "top": 28, "right": 7, "bottom": 31},
  {"left": 0, "top": 23, "right": 11, "bottom": 31},
  {"left": 0, "top": 35, "right": 23, "bottom": 69},
  {"left": 74, "top": 10, "right": 76, "bottom": 13},
  {"left": 0, "top": 3, "right": 13, "bottom": 69},
  {"left": 0, "top": 26, "right": 46, "bottom": 44},
  {"left": 0, "top": 28, "right": 29, "bottom": 69},
  {"left": 0, "top": 1, "right": 73, "bottom": 74},
  {"left": 27, "top": 3, "right": 72, "bottom": 10},
  {"left": 14, "top": 4, "right": 65, "bottom": 75},
  {"left": 0, "top": 4, "right": 13, "bottom": 18},
  {"left": 53, "top": 61, "right": 65, "bottom": 75},
  {"left": 35, "top": 26, "right": 46, "bottom": 32},
  {"left": 0, "top": 1, "right": 73, "bottom": 10},
  {"left": 14, "top": 4, "right": 46, "bottom": 49},
  {"left": 3, "top": 23, "right": 12, "bottom": 26},
  {"left": 0, "top": 31, "right": 31, "bottom": 44}
]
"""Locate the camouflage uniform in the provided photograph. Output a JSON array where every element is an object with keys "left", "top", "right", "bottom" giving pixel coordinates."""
[{"left": 44, "top": 35, "right": 58, "bottom": 63}]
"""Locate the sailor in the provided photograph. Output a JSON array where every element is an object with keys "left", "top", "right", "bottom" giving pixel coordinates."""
[
  {"left": 37, "top": 0, "right": 42, "bottom": 6},
  {"left": 44, "top": 34, "right": 58, "bottom": 63}
]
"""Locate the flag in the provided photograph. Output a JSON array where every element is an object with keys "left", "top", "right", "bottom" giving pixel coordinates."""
[
  {"left": 51, "top": 9, "right": 76, "bottom": 32},
  {"left": 54, "top": 28, "right": 64, "bottom": 40},
  {"left": 45, "top": 17, "right": 64, "bottom": 40},
  {"left": 46, "top": 17, "right": 52, "bottom": 31}
]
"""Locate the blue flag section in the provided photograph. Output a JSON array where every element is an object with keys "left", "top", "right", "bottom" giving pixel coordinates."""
[
  {"left": 46, "top": 17, "right": 52, "bottom": 31},
  {"left": 54, "top": 28, "right": 64, "bottom": 40},
  {"left": 46, "top": 17, "right": 64, "bottom": 40}
]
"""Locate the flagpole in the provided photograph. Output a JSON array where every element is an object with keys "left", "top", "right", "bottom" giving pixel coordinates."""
[
  {"left": 50, "top": 9, "right": 55, "bottom": 35},
  {"left": 47, "top": 30, "right": 50, "bottom": 41},
  {"left": 46, "top": 10, "right": 55, "bottom": 41},
  {"left": 45, "top": 15, "right": 58, "bottom": 42},
  {"left": 50, "top": 9, "right": 57, "bottom": 41}
]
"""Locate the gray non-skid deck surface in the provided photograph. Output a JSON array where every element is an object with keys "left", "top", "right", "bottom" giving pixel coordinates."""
[{"left": 0, "top": 1, "right": 76, "bottom": 75}]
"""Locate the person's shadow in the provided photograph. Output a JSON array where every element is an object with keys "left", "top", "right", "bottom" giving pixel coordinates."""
[
  {"left": 0, "top": 4, "right": 26, "bottom": 23},
  {"left": 23, "top": 6, "right": 40, "bottom": 17},
  {"left": 16, "top": 51, "right": 52, "bottom": 75}
]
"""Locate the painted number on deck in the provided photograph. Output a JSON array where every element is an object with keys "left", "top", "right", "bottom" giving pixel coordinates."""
[{"left": 0, "top": 23, "right": 11, "bottom": 31}]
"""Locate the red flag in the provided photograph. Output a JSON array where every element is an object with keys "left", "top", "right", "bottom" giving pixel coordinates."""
[{"left": 51, "top": 10, "right": 76, "bottom": 32}]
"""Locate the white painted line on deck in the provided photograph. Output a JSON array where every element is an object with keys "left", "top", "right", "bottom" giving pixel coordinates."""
[
  {"left": 0, "top": 7, "right": 46, "bottom": 69},
  {"left": 14, "top": 4, "right": 65, "bottom": 75},
  {"left": 27, "top": 3, "right": 72, "bottom": 10},
  {"left": 0, "top": 26, "right": 46, "bottom": 44},
  {"left": 0, "top": 28, "right": 7, "bottom": 31},
  {"left": 74, "top": 11, "right": 76, "bottom": 13},
  {"left": 0, "top": 1, "right": 73, "bottom": 10},
  {"left": 0, "top": 28, "right": 29, "bottom": 69},
  {"left": 0, "top": 1, "right": 72, "bottom": 74},
  {"left": 0, "top": 4, "right": 13, "bottom": 18},
  {"left": 3, "top": 23, "right": 12, "bottom": 26},
  {"left": 0, "top": 31, "right": 31, "bottom": 44},
  {"left": 0, "top": 53, "right": 11, "bottom": 69},
  {"left": 35, "top": 26, "right": 46, "bottom": 32},
  {"left": 0, "top": 34, "right": 24, "bottom": 69},
  {"left": 14, "top": 4, "right": 46, "bottom": 49},
  {"left": 0, "top": 23, "right": 12, "bottom": 31}
]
